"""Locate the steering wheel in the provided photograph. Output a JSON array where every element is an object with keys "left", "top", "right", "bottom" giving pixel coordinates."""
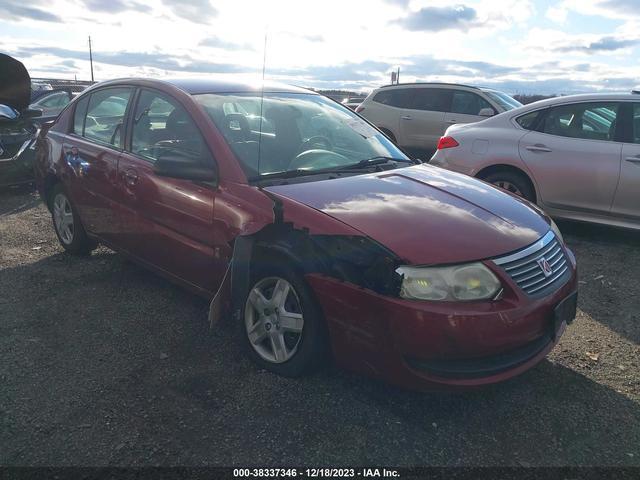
[{"left": 297, "top": 135, "right": 333, "bottom": 154}]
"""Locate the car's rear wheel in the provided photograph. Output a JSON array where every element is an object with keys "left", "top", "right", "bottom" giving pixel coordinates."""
[
  {"left": 50, "top": 184, "right": 96, "bottom": 255},
  {"left": 483, "top": 171, "right": 535, "bottom": 202},
  {"left": 242, "top": 261, "right": 327, "bottom": 377}
]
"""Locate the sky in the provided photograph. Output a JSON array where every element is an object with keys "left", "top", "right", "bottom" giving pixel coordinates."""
[{"left": 1, "top": 0, "right": 639, "bottom": 95}]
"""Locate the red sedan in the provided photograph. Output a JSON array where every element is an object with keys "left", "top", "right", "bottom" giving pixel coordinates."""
[{"left": 34, "top": 78, "right": 578, "bottom": 390}]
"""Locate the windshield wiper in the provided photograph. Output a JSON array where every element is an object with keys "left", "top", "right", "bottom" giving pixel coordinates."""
[
  {"left": 250, "top": 157, "right": 417, "bottom": 181},
  {"left": 250, "top": 167, "right": 360, "bottom": 182},
  {"left": 338, "top": 156, "right": 417, "bottom": 170}
]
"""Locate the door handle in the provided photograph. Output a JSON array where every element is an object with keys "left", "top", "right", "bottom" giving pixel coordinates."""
[
  {"left": 401, "top": 115, "right": 412, "bottom": 120},
  {"left": 625, "top": 156, "right": 640, "bottom": 164},
  {"left": 525, "top": 144, "right": 552, "bottom": 153},
  {"left": 446, "top": 120, "right": 457, "bottom": 124},
  {"left": 123, "top": 169, "right": 139, "bottom": 186}
]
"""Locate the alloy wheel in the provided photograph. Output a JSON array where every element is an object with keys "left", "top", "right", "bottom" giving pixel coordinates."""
[
  {"left": 244, "top": 277, "right": 304, "bottom": 364},
  {"left": 492, "top": 180, "right": 523, "bottom": 197},
  {"left": 53, "top": 193, "right": 74, "bottom": 245}
]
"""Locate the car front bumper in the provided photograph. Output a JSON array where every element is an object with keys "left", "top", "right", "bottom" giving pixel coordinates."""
[
  {"left": 0, "top": 139, "right": 36, "bottom": 187},
  {"left": 305, "top": 248, "right": 578, "bottom": 390}
]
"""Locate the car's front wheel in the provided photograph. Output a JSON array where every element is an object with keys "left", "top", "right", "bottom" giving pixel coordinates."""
[
  {"left": 242, "top": 262, "right": 327, "bottom": 377},
  {"left": 50, "top": 184, "right": 96, "bottom": 255}
]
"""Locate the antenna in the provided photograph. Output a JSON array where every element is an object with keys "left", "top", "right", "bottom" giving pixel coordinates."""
[
  {"left": 257, "top": 28, "right": 268, "bottom": 177},
  {"left": 88, "top": 35, "right": 94, "bottom": 82}
]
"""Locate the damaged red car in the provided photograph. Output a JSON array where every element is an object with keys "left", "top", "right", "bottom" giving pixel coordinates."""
[{"left": 34, "top": 78, "right": 578, "bottom": 390}]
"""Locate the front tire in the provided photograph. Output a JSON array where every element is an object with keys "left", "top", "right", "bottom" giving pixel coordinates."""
[
  {"left": 242, "top": 261, "right": 327, "bottom": 377},
  {"left": 50, "top": 184, "right": 96, "bottom": 255}
]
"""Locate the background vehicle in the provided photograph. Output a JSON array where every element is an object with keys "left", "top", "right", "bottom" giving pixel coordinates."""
[
  {"left": 341, "top": 95, "right": 366, "bottom": 110},
  {"left": 430, "top": 93, "right": 640, "bottom": 230},
  {"left": 0, "top": 53, "right": 40, "bottom": 187},
  {"left": 357, "top": 83, "right": 522, "bottom": 158},
  {"left": 29, "top": 89, "right": 73, "bottom": 119},
  {"left": 35, "top": 77, "right": 576, "bottom": 390}
]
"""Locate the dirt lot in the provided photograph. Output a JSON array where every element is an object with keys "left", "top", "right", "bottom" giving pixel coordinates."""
[{"left": 1, "top": 184, "right": 638, "bottom": 467}]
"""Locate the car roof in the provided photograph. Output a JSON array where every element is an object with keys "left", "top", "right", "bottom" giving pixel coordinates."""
[
  {"left": 377, "top": 82, "right": 481, "bottom": 91},
  {"left": 85, "top": 77, "right": 315, "bottom": 95},
  {"left": 520, "top": 92, "right": 640, "bottom": 110}
]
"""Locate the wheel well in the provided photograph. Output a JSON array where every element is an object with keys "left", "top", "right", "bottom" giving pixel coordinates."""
[
  {"left": 43, "top": 174, "right": 60, "bottom": 211},
  {"left": 476, "top": 164, "right": 537, "bottom": 203}
]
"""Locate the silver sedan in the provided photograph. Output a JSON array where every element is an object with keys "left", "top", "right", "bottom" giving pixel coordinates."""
[{"left": 430, "top": 92, "right": 640, "bottom": 230}]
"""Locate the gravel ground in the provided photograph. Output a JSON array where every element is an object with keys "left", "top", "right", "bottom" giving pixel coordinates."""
[{"left": 1, "top": 184, "right": 638, "bottom": 467}]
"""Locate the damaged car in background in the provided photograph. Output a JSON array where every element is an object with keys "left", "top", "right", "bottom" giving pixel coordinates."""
[
  {"left": 34, "top": 77, "right": 578, "bottom": 390},
  {"left": 0, "top": 53, "right": 42, "bottom": 187}
]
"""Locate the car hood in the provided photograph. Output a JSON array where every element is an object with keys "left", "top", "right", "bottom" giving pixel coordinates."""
[
  {"left": 0, "top": 54, "right": 31, "bottom": 113},
  {"left": 265, "top": 164, "right": 550, "bottom": 265}
]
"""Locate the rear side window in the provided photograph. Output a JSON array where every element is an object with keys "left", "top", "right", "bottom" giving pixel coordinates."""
[
  {"left": 634, "top": 104, "right": 640, "bottom": 144},
  {"left": 372, "top": 89, "right": 413, "bottom": 108},
  {"left": 541, "top": 102, "right": 620, "bottom": 142},
  {"left": 83, "top": 87, "right": 133, "bottom": 147},
  {"left": 73, "top": 96, "right": 89, "bottom": 135},
  {"left": 451, "top": 91, "right": 493, "bottom": 115},
  {"left": 516, "top": 110, "right": 543, "bottom": 130},
  {"left": 412, "top": 88, "right": 451, "bottom": 112},
  {"left": 130, "top": 89, "right": 211, "bottom": 165}
]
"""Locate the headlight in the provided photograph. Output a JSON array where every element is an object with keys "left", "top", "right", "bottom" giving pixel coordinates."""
[
  {"left": 396, "top": 263, "right": 501, "bottom": 301},
  {"left": 550, "top": 219, "right": 564, "bottom": 244}
]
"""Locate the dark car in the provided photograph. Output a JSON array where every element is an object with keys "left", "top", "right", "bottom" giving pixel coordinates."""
[
  {"left": 0, "top": 54, "right": 40, "bottom": 187},
  {"left": 34, "top": 77, "right": 578, "bottom": 390}
]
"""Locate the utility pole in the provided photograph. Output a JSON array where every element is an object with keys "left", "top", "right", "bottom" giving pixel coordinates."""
[{"left": 88, "top": 35, "right": 94, "bottom": 82}]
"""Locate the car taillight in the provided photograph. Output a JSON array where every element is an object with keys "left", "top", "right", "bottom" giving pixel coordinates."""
[
  {"left": 355, "top": 105, "right": 365, "bottom": 113},
  {"left": 437, "top": 136, "right": 459, "bottom": 150}
]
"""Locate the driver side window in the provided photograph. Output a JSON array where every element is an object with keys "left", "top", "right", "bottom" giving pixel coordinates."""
[{"left": 131, "top": 89, "right": 209, "bottom": 164}]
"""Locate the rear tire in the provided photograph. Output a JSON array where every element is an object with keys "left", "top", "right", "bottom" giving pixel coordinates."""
[
  {"left": 49, "top": 184, "right": 97, "bottom": 255},
  {"left": 483, "top": 170, "right": 535, "bottom": 202},
  {"left": 241, "top": 259, "right": 328, "bottom": 377}
]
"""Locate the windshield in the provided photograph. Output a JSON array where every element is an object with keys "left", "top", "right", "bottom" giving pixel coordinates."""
[
  {"left": 194, "top": 92, "right": 408, "bottom": 179},
  {"left": 484, "top": 90, "right": 522, "bottom": 111}
]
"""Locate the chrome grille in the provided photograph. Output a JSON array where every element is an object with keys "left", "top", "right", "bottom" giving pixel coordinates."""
[{"left": 493, "top": 230, "right": 569, "bottom": 296}]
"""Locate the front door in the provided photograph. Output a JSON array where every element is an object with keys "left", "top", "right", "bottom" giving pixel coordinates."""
[
  {"left": 611, "top": 102, "right": 640, "bottom": 220},
  {"left": 116, "top": 88, "right": 222, "bottom": 294},
  {"left": 63, "top": 86, "right": 134, "bottom": 244},
  {"left": 443, "top": 90, "right": 494, "bottom": 127},
  {"left": 518, "top": 101, "right": 623, "bottom": 214}
]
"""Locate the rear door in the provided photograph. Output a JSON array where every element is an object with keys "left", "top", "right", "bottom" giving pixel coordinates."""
[
  {"left": 116, "top": 87, "right": 221, "bottom": 294},
  {"left": 399, "top": 88, "right": 450, "bottom": 151},
  {"left": 443, "top": 89, "right": 495, "bottom": 127},
  {"left": 518, "top": 101, "right": 623, "bottom": 214},
  {"left": 611, "top": 102, "right": 640, "bottom": 220},
  {"left": 63, "top": 86, "right": 134, "bottom": 245}
]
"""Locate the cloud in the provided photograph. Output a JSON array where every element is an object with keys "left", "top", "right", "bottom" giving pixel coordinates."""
[
  {"left": 199, "top": 36, "right": 254, "bottom": 51},
  {"left": 383, "top": 0, "right": 410, "bottom": 6},
  {"left": 16, "top": 46, "right": 247, "bottom": 75},
  {"left": 597, "top": 0, "right": 640, "bottom": 16},
  {"left": 393, "top": 5, "right": 478, "bottom": 32},
  {"left": 83, "top": 0, "right": 150, "bottom": 13},
  {"left": 162, "top": 0, "right": 217, "bottom": 24},
  {"left": 555, "top": 36, "right": 640, "bottom": 53},
  {"left": 0, "top": 0, "right": 62, "bottom": 22}
]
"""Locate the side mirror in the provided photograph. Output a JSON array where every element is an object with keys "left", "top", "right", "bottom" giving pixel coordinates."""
[
  {"left": 479, "top": 108, "right": 495, "bottom": 117},
  {"left": 153, "top": 154, "right": 216, "bottom": 182},
  {"left": 22, "top": 108, "right": 44, "bottom": 118}
]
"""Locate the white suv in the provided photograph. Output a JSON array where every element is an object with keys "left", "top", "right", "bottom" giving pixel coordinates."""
[{"left": 357, "top": 83, "right": 522, "bottom": 156}]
